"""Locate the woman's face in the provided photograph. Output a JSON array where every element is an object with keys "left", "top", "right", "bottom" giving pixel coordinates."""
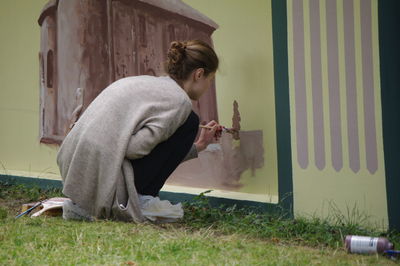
[{"left": 188, "top": 71, "right": 215, "bottom": 100}]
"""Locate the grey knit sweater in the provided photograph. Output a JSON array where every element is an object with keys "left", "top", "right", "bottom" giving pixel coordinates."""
[{"left": 57, "top": 75, "right": 193, "bottom": 222}]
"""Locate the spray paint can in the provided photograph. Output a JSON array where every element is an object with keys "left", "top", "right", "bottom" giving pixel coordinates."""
[{"left": 345, "top": 235, "right": 394, "bottom": 254}]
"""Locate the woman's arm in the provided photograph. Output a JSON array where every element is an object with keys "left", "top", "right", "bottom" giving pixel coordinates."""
[
  {"left": 181, "top": 120, "right": 221, "bottom": 162},
  {"left": 195, "top": 120, "right": 221, "bottom": 152},
  {"left": 125, "top": 125, "right": 164, "bottom": 160}
]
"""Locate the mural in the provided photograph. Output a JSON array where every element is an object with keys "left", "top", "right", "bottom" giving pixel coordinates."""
[
  {"left": 38, "top": 0, "right": 219, "bottom": 144},
  {"left": 38, "top": 0, "right": 265, "bottom": 193}
]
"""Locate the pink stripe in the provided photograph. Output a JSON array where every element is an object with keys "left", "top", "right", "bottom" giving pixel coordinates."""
[
  {"left": 343, "top": 0, "right": 360, "bottom": 173},
  {"left": 309, "top": 0, "right": 325, "bottom": 170},
  {"left": 326, "top": 0, "right": 343, "bottom": 171},
  {"left": 360, "top": 0, "right": 378, "bottom": 174},
  {"left": 292, "top": 0, "right": 309, "bottom": 169}
]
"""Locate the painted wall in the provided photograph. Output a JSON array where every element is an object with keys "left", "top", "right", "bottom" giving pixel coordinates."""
[
  {"left": 0, "top": 0, "right": 279, "bottom": 200},
  {"left": 287, "top": 0, "right": 387, "bottom": 226},
  {"left": 0, "top": 0, "right": 393, "bottom": 228}
]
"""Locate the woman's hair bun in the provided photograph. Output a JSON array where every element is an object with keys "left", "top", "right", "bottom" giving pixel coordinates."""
[{"left": 167, "top": 41, "right": 186, "bottom": 64}]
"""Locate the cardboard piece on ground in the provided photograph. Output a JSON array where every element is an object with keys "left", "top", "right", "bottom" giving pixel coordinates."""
[{"left": 21, "top": 197, "right": 69, "bottom": 217}]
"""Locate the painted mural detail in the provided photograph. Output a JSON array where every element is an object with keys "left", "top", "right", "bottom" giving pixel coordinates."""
[
  {"left": 67, "top": 88, "right": 85, "bottom": 132},
  {"left": 292, "top": 0, "right": 309, "bottom": 170},
  {"left": 309, "top": 0, "right": 326, "bottom": 171},
  {"left": 38, "top": 0, "right": 59, "bottom": 144},
  {"left": 360, "top": 0, "right": 378, "bottom": 175},
  {"left": 231, "top": 100, "right": 241, "bottom": 140},
  {"left": 326, "top": 0, "right": 343, "bottom": 172},
  {"left": 290, "top": 0, "right": 379, "bottom": 174},
  {"left": 168, "top": 101, "right": 264, "bottom": 190},
  {"left": 343, "top": 0, "right": 360, "bottom": 173},
  {"left": 38, "top": 0, "right": 219, "bottom": 144}
]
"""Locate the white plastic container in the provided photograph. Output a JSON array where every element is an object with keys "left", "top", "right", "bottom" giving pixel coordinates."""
[{"left": 345, "top": 235, "right": 394, "bottom": 254}]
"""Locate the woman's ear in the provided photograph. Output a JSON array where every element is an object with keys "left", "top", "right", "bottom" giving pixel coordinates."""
[{"left": 194, "top": 68, "right": 205, "bottom": 81}]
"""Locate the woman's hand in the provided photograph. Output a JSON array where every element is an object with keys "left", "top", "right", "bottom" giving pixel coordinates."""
[{"left": 195, "top": 120, "right": 223, "bottom": 152}]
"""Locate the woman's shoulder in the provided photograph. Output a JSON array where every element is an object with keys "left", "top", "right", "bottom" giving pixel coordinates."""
[
  {"left": 110, "top": 75, "right": 156, "bottom": 86},
  {"left": 110, "top": 75, "right": 176, "bottom": 89},
  {"left": 133, "top": 75, "right": 190, "bottom": 101},
  {"left": 106, "top": 75, "right": 190, "bottom": 104}
]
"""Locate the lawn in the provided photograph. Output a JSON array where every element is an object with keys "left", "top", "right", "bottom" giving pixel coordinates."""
[{"left": 0, "top": 183, "right": 398, "bottom": 265}]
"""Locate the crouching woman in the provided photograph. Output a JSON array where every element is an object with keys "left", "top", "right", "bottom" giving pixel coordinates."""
[{"left": 57, "top": 40, "right": 220, "bottom": 222}]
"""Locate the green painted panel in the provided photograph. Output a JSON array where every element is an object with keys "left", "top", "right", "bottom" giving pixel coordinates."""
[
  {"left": 379, "top": 0, "right": 400, "bottom": 231},
  {"left": 271, "top": 0, "right": 294, "bottom": 217}
]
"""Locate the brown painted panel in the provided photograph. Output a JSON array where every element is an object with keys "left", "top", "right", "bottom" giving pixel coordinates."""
[
  {"left": 56, "top": 0, "right": 84, "bottom": 137},
  {"left": 57, "top": 0, "right": 110, "bottom": 136},
  {"left": 110, "top": 0, "right": 219, "bottom": 122},
  {"left": 112, "top": 1, "right": 138, "bottom": 79},
  {"left": 133, "top": 7, "right": 166, "bottom": 76}
]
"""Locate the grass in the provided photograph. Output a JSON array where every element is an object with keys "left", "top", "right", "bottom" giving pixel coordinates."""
[{"left": 0, "top": 182, "right": 399, "bottom": 265}]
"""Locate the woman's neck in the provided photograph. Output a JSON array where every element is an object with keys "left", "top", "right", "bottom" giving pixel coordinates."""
[{"left": 170, "top": 76, "right": 191, "bottom": 95}]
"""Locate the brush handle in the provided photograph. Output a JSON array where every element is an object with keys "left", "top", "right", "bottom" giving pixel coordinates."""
[
  {"left": 15, "top": 202, "right": 42, "bottom": 219},
  {"left": 199, "top": 125, "right": 214, "bottom": 129}
]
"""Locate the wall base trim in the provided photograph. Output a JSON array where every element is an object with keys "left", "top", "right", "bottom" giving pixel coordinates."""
[{"left": 0, "top": 174, "right": 284, "bottom": 214}]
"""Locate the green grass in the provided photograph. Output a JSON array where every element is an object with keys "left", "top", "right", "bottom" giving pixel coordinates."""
[{"left": 0, "top": 182, "right": 398, "bottom": 265}]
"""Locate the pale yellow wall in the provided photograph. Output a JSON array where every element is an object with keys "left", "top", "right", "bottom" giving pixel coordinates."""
[
  {"left": 0, "top": 0, "right": 60, "bottom": 179},
  {"left": 287, "top": 0, "right": 388, "bottom": 227},
  {"left": 0, "top": 0, "right": 279, "bottom": 198}
]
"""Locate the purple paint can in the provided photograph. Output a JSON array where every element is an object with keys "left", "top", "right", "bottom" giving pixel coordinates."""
[{"left": 345, "top": 235, "right": 394, "bottom": 254}]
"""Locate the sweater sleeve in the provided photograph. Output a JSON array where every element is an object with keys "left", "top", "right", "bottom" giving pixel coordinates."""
[
  {"left": 125, "top": 99, "right": 192, "bottom": 160},
  {"left": 123, "top": 76, "right": 193, "bottom": 160},
  {"left": 125, "top": 125, "right": 164, "bottom": 160}
]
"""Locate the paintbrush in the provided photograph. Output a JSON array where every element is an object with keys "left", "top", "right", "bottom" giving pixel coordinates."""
[
  {"left": 199, "top": 125, "right": 237, "bottom": 134},
  {"left": 15, "top": 201, "right": 44, "bottom": 219}
]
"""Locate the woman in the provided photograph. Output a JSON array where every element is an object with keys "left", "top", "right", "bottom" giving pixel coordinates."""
[{"left": 57, "top": 40, "right": 220, "bottom": 222}]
